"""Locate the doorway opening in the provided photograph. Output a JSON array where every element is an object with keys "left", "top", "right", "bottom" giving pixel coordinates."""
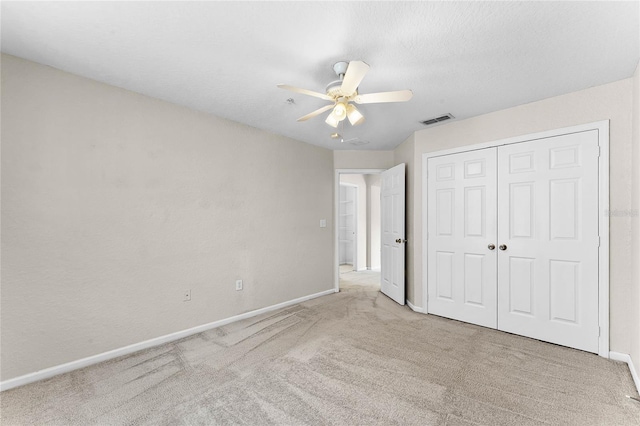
[
  {"left": 336, "top": 171, "right": 383, "bottom": 292},
  {"left": 338, "top": 183, "right": 358, "bottom": 272}
]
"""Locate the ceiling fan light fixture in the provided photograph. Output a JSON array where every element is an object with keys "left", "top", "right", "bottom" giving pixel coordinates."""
[
  {"left": 325, "top": 113, "right": 339, "bottom": 128},
  {"left": 332, "top": 102, "right": 347, "bottom": 121},
  {"left": 346, "top": 104, "right": 365, "bottom": 126}
]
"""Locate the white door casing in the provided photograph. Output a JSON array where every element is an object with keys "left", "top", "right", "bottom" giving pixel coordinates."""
[
  {"left": 381, "top": 163, "right": 406, "bottom": 305},
  {"left": 427, "top": 148, "right": 498, "bottom": 328},
  {"left": 497, "top": 130, "right": 600, "bottom": 353}
]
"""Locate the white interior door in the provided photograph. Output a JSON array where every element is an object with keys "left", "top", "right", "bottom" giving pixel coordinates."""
[
  {"left": 497, "top": 130, "right": 600, "bottom": 353},
  {"left": 381, "top": 163, "right": 405, "bottom": 305},
  {"left": 427, "top": 148, "right": 498, "bottom": 328}
]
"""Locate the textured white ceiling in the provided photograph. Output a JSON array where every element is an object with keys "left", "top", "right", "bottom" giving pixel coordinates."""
[{"left": 2, "top": 1, "right": 639, "bottom": 150}]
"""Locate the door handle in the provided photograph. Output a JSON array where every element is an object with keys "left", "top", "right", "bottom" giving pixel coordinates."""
[
  {"left": 488, "top": 244, "right": 495, "bottom": 250},
  {"left": 499, "top": 244, "right": 507, "bottom": 251},
  {"left": 395, "top": 239, "right": 407, "bottom": 244}
]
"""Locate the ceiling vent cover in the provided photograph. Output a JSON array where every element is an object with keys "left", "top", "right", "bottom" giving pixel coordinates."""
[
  {"left": 343, "top": 138, "right": 369, "bottom": 146},
  {"left": 421, "top": 113, "right": 454, "bottom": 126}
]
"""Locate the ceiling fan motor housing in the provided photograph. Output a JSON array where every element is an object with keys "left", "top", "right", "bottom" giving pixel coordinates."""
[
  {"left": 326, "top": 61, "right": 355, "bottom": 98},
  {"left": 325, "top": 80, "right": 353, "bottom": 98}
]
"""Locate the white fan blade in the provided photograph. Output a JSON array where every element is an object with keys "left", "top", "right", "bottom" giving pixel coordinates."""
[
  {"left": 353, "top": 90, "right": 413, "bottom": 104},
  {"left": 277, "top": 84, "right": 333, "bottom": 101},
  {"left": 297, "top": 104, "right": 334, "bottom": 122},
  {"left": 340, "top": 61, "right": 369, "bottom": 96}
]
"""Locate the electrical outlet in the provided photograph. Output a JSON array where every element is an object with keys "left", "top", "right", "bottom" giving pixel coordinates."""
[
  {"left": 183, "top": 289, "right": 191, "bottom": 301},
  {"left": 235, "top": 279, "right": 243, "bottom": 291}
]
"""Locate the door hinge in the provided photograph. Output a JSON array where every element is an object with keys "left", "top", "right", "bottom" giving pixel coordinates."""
[
  {"left": 598, "top": 236, "right": 601, "bottom": 247},
  {"left": 598, "top": 326, "right": 601, "bottom": 337},
  {"left": 597, "top": 146, "right": 601, "bottom": 158}
]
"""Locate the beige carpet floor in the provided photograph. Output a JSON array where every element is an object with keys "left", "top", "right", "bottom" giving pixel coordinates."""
[
  {"left": 1, "top": 282, "right": 639, "bottom": 425},
  {"left": 339, "top": 264, "right": 354, "bottom": 274}
]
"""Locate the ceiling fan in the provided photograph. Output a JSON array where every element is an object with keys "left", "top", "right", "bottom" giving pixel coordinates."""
[{"left": 278, "top": 61, "right": 413, "bottom": 128}]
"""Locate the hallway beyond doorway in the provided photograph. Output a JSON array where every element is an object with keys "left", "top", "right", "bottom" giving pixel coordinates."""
[{"left": 339, "top": 265, "right": 380, "bottom": 292}]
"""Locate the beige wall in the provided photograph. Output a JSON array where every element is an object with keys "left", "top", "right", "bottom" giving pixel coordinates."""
[
  {"left": 0, "top": 55, "right": 335, "bottom": 381},
  {"left": 365, "top": 174, "right": 381, "bottom": 269},
  {"left": 410, "top": 78, "right": 635, "bottom": 356},
  {"left": 393, "top": 134, "right": 416, "bottom": 303},
  {"left": 333, "top": 150, "right": 394, "bottom": 170},
  {"left": 631, "top": 61, "right": 640, "bottom": 369}
]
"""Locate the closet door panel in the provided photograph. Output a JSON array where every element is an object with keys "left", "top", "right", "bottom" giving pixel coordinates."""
[
  {"left": 427, "top": 148, "right": 498, "bottom": 328},
  {"left": 497, "top": 130, "right": 600, "bottom": 353}
]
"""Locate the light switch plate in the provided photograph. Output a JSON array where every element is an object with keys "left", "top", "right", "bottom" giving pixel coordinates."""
[{"left": 320, "top": 219, "right": 327, "bottom": 228}]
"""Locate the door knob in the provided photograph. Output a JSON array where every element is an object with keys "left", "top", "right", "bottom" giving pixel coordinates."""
[
  {"left": 395, "top": 238, "right": 401, "bottom": 243},
  {"left": 499, "top": 244, "right": 507, "bottom": 251},
  {"left": 488, "top": 244, "right": 495, "bottom": 250}
]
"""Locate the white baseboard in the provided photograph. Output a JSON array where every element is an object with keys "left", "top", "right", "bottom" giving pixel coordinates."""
[
  {"left": 0, "top": 288, "right": 335, "bottom": 392},
  {"left": 610, "top": 351, "right": 640, "bottom": 395},
  {"left": 406, "top": 299, "right": 425, "bottom": 313}
]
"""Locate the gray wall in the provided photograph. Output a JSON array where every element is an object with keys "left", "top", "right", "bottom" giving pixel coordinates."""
[{"left": 1, "top": 55, "right": 335, "bottom": 380}]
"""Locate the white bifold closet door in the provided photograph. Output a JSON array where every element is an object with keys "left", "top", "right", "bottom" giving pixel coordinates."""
[
  {"left": 427, "top": 130, "right": 600, "bottom": 353},
  {"left": 497, "top": 131, "right": 600, "bottom": 353},
  {"left": 427, "top": 148, "right": 498, "bottom": 328}
]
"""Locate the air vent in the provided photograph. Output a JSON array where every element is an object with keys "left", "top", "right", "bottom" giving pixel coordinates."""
[
  {"left": 421, "top": 113, "right": 454, "bottom": 126},
  {"left": 340, "top": 138, "right": 369, "bottom": 146}
]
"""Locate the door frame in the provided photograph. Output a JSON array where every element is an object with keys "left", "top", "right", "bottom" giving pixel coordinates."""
[
  {"left": 335, "top": 169, "right": 386, "bottom": 293},
  {"left": 421, "top": 120, "right": 610, "bottom": 357},
  {"left": 339, "top": 182, "right": 358, "bottom": 270}
]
